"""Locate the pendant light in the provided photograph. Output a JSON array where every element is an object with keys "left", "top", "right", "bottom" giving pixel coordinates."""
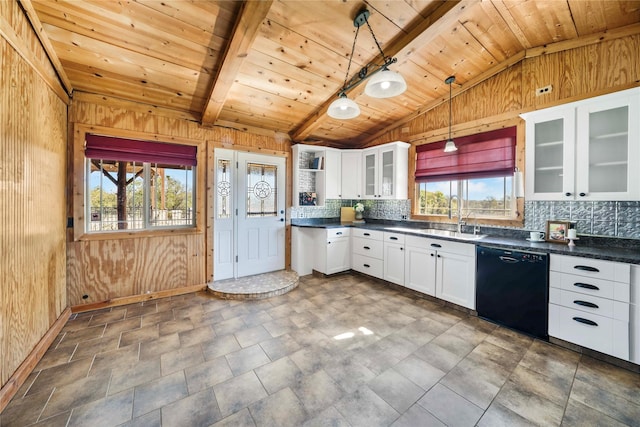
[
  {"left": 328, "top": 8, "right": 406, "bottom": 119},
  {"left": 443, "top": 76, "right": 458, "bottom": 153}
]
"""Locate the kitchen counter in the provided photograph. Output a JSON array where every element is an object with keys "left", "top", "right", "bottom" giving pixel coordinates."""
[{"left": 291, "top": 219, "right": 640, "bottom": 264}]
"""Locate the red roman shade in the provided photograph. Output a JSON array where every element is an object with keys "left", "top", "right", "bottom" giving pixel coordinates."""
[
  {"left": 85, "top": 134, "right": 197, "bottom": 166},
  {"left": 415, "top": 127, "right": 516, "bottom": 181}
]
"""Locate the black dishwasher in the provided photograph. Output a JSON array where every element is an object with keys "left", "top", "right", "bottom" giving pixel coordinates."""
[{"left": 476, "top": 246, "right": 549, "bottom": 339}]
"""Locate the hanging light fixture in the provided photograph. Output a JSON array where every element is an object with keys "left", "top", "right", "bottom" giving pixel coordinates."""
[
  {"left": 443, "top": 75, "right": 458, "bottom": 152},
  {"left": 328, "top": 8, "right": 406, "bottom": 119}
]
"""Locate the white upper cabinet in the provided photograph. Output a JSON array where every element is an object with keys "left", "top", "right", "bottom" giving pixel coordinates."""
[
  {"left": 522, "top": 88, "right": 640, "bottom": 201},
  {"left": 362, "top": 141, "right": 409, "bottom": 199},
  {"left": 324, "top": 148, "right": 342, "bottom": 200},
  {"left": 340, "top": 150, "right": 362, "bottom": 199}
]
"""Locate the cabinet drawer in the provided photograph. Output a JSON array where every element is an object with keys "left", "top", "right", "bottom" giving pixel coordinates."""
[
  {"left": 383, "top": 232, "right": 405, "bottom": 244},
  {"left": 549, "top": 303, "right": 629, "bottom": 360},
  {"left": 549, "top": 271, "right": 630, "bottom": 303},
  {"left": 327, "top": 228, "right": 350, "bottom": 239},
  {"left": 352, "top": 228, "right": 383, "bottom": 240},
  {"left": 550, "top": 255, "right": 630, "bottom": 283},
  {"left": 352, "top": 237, "right": 383, "bottom": 259},
  {"left": 424, "top": 238, "right": 475, "bottom": 257},
  {"left": 352, "top": 254, "right": 383, "bottom": 279},
  {"left": 549, "top": 288, "right": 629, "bottom": 321},
  {"left": 405, "top": 235, "right": 430, "bottom": 249}
]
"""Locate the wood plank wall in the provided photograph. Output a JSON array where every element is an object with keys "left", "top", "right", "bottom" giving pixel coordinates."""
[
  {"left": 0, "top": 0, "right": 68, "bottom": 390},
  {"left": 67, "top": 93, "right": 292, "bottom": 307},
  {"left": 371, "top": 34, "right": 640, "bottom": 147}
]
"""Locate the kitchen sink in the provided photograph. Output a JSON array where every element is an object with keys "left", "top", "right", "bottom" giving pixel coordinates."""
[{"left": 385, "top": 227, "right": 487, "bottom": 241}]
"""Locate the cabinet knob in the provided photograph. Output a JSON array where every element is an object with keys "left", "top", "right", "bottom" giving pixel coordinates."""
[
  {"left": 437, "top": 254, "right": 441, "bottom": 258},
  {"left": 579, "top": 192, "right": 586, "bottom": 197},
  {"left": 565, "top": 192, "right": 572, "bottom": 197},
  {"left": 430, "top": 254, "right": 434, "bottom": 257},
  {"left": 400, "top": 247, "right": 404, "bottom": 251}
]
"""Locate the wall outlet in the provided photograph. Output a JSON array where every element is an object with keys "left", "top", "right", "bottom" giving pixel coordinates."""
[{"left": 536, "top": 85, "right": 553, "bottom": 96}]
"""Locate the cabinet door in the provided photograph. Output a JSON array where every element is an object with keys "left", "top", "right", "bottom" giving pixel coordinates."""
[
  {"left": 524, "top": 107, "right": 575, "bottom": 200},
  {"left": 341, "top": 150, "right": 362, "bottom": 199},
  {"left": 324, "top": 149, "right": 342, "bottom": 199},
  {"left": 363, "top": 150, "right": 378, "bottom": 198},
  {"left": 379, "top": 148, "right": 395, "bottom": 199},
  {"left": 575, "top": 91, "right": 640, "bottom": 200},
  {"left": 404, "top": 246, "right": 436, "bottom": 296},
  {"left": 326, "top": 237, "right": 350, "bottom": 274},
  {"left": 436, "top": 251, "right": 476, "bottom": 309},
  {"left": 384, "top": 242, "right": 405, "bottom": 285}
]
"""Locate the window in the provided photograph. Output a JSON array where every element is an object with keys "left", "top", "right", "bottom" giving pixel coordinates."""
[
  {"left": 85, "top": 134, "right": 196, "bottom": 232},
  {"left": 416, "top": 177, "right": 514, "bottom": 218},
  {"left": 415, "top": 127, "right": 516, "bottom": 219}
]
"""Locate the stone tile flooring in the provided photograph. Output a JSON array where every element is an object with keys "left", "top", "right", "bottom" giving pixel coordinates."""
[{"left": 2, "top": 272, "right": 639, "bottom": 426}]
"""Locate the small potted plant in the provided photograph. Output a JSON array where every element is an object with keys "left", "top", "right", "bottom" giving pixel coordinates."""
[{"left": 354, "top": 202, "right": 365, "bottom": 221}]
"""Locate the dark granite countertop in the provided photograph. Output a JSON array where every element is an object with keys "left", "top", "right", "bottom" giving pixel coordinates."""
[{"left": 291, "top": 218, "right": 640, "bottom": 265}]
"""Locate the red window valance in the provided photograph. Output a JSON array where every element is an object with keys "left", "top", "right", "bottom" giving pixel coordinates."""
[
  {"left": 415, "top": 127, "right": 516, "bottom": 181},
  {"left": 85, "top": 134, "right": 197, "bottom": 166}
]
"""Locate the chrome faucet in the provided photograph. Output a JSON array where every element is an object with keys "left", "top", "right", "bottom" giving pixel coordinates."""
[{"left": 449, "top": 195, "right": 465, "bottom": 233}]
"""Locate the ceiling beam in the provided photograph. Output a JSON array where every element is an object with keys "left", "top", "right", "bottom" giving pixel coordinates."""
[
  {"left": 201, "top": 0, "right": 273, "bottom": 126},
  {"left": 290, "top": 0, "right": 477, "bottom": 143},
  {"left": 19, "top": 0, "right": 74, "bottom": 96}
]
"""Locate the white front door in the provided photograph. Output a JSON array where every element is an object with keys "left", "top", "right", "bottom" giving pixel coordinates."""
[{"left": 213, "top": 149, "right": 286, "bottom": 280}]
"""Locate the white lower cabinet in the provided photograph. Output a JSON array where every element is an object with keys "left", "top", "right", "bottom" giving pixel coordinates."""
[
  {"left": 315, "top": 228, "right": 351, "bottom": 275},
  {"left": 549, "top": 254, "right": 631, "bottom": 360},
  {"left": 404, "top": 243, "right": 435, "bottom": 296},
  {"left": 351, "top": 229, "right": 384, "bottom": 279},
  {"left": 404, "top": 235, "right": 475, "bottom": 309},
  {"left": 632, "top": 265, "right": 640, "bottom": 364},
  {"left": 383, "top": 232, "right": 405, "bottom": 285}
]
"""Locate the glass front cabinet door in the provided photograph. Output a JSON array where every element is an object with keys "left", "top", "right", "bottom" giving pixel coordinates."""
[{"left": 523, "top": 88, "right": 639, "bottom": 201}]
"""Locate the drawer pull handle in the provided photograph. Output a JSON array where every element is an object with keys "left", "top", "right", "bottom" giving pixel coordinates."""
[
  {"left": 574, "top": 300, "right": 599, "bottom": 309},
  {"left": 574, "top": 265, "right": 599, "bottom": 273},
  {"left": 430, "top": 243, "right": 442, "bottom": 248},
  {"left": 336, "top": 232, "right": 342, "bottom": 235},
  {"left": 390, "top": 236, "right": 398, "bottom": 241},
  {"left": 364, "top": 233, "right": 371, "bottom": 236},
  {"left": 363, "top": 246, "right": 370, "bottom": 250},
  {"left": 574, "top": 282, "right": 599, "bottom": 291},
  {"left": 573, "top": 317, "right": 598, "bottom": 327},
  {"left": 363, "top": 264, "right": 370, "bottom": 268}
]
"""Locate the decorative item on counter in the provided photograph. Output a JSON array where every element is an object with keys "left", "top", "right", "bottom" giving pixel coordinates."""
[
  {"left": 353, "top": 202, "right": 365, "bottom": 223},
  {"left": 566, "top": 224, "right": 579, "bottom": 247},
  {"left": 545, "top": 220, "right": 571, "bottom": 243}
]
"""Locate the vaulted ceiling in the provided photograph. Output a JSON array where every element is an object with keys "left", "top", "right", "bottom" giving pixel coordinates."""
[{"left": 26, "top": 0, "right": 640, "bottom": 147}]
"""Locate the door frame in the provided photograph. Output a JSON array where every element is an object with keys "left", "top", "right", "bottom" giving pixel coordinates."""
[{"left": 209, "top": 146, "right": 290, "bottom": 282}]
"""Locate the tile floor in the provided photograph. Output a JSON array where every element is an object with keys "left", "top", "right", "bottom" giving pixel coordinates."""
[{"left": 1, "top": 272, "right": 639, "bottom": 427}]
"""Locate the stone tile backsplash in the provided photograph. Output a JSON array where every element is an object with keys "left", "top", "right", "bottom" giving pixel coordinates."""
[
  {"left": 290, "top": 199, "right": 411, "bottom": 221},
  {"left": 524, "top": 200, "right": 640, "bottom": 239},
  {"left": 292, "top": 199, "right": 639, "bottom": 240}
]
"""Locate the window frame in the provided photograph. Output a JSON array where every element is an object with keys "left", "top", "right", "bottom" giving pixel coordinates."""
[
  {"left": 410, "top": 120, "right": 525, "bottom": 228},
  {"left": 73, "top": 125, "right": 205, "bottom": 241}
]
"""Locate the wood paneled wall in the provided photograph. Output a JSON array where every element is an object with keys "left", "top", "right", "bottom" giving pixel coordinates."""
[
  {"left": 1, "top": 0, "right": 68, "bottom": 391},
  {"left": 67, "top": 93, "right": 292, "bottom": 307},
  {"left": 372, "top": 34, "right": 640, "bottom": 146}
]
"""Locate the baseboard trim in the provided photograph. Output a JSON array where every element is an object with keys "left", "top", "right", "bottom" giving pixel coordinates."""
[
  {"left": 0, "top": 307, "right": 72, "bottom": 412},
  {"left": 70, "top": 284, "right": 208, "bottom": 313}
]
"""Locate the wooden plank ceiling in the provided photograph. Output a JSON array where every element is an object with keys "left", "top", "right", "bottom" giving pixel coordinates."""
[{"left": 29, "top": 0, "right": 640, "bottom": 148}]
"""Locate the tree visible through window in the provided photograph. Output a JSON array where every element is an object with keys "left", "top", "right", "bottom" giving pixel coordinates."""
[
  {"left": 416, "top": 177, "right": 514, "bottom": 218},
  {"left": 85, "top": 135, "right": 196, "bottom": 232}
]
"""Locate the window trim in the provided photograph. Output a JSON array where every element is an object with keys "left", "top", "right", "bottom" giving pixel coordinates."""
[
  {"left": 410, "top": 119, "right": 525, "bottom": 228},
  {"left": 73, "top": 125, "right": 205, "bottom": 241}
]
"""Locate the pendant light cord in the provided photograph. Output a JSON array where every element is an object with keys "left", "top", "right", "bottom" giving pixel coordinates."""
[
  {"left": 448, "top": 80, "right": 452, "bottom": 140},
  {"left": 342, "top": 25, "right": 361, "bottom": 91}
]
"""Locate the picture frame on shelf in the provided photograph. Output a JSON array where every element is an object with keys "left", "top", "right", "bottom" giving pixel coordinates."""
[{"left": 546, "top": 220, "right": 570, "bottom": 243}]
